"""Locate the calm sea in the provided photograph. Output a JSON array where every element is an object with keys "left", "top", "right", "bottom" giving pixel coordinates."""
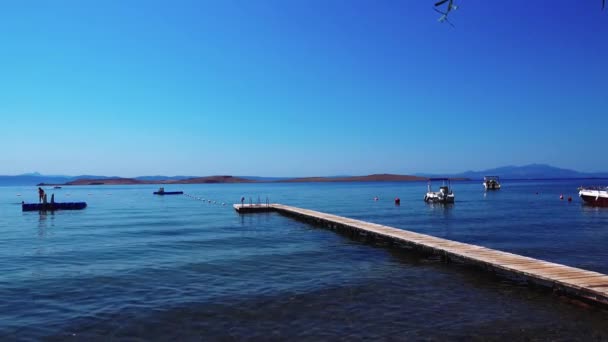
[{"left": 1, "top": 180, "right": 607, "bottom": 340}]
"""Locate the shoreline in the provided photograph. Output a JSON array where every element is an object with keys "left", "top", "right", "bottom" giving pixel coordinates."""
[
  {"left": 36, "top": 174, "right": 471, "bottom": 186},
  {"left": 33, "top": 176, "right": 608, "bottom": 187}
]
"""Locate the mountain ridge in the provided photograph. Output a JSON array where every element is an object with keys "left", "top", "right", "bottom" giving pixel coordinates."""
[{"left": 418, "top": 164, "right": 608, "bottom": 180}]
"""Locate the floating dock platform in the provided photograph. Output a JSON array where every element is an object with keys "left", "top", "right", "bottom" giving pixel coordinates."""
[
  {"left": 234, "top": 203, "right": 608, "bottom": 307},
  {"left": 232, "top": 203, "right": 274, "bottom": 213},
  {"left": 22, "top": 202, "right": 87, "bottom": 212},
  {"left": 153, "top": 191, "right": 184, "bottom": 195}
]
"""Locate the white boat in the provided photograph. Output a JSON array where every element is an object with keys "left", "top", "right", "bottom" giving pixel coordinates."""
[
  {"left": 579, "top": 187, "right": 608, "bottom": 207},
  {"left": 483, "top": 176, "right": 501, "bottom": 190},
  {"left": 424, "top": 178, "right": 455, "bottom": 203}
]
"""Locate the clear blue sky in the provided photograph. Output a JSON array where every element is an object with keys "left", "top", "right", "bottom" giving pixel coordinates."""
[{"left": 1, "top": 0, "right": 607, "bottom": 177}]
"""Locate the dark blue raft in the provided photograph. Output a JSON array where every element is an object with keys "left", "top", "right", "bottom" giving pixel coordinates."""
[
  {"left": 22, "top": 202, "right": 87, "bottom": 212},
  {"left": 153, "top": 191, "right": 184, "bottom": 195}
]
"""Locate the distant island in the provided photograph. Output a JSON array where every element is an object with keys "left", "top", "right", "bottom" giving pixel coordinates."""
[
  {"left": 37, "top": 174, "right": 437, "bottom": 186},
  {"left": 3, "top": 164, "right": 608, "bottom": 186},
  {"left": 41, "top": 175, "right": 256, "bottom": 186},
  {"left": 282, "top": 174, "right": 429, "bottom": 182}
]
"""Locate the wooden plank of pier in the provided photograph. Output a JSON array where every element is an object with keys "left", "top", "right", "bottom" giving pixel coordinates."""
[{"left": 233, "top": 203, "right": 608, "bottom": 306}]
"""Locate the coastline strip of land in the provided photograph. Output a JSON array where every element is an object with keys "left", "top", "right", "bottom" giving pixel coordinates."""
[{"left": 39, "top": 174, "right": 464, "bottom": 186}]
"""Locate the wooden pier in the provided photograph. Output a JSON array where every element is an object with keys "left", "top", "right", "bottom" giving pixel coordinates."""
[
  {"left": 234, "top": 203, "right": 608, "bottom": 307},
  {"left": 232, "top": 203, "right": 274, "bottom": 213}
]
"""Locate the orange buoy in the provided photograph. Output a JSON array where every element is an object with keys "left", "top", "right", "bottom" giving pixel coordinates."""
[
  {"left": 395, "top": 197, "right": 400, "bottom": 205},
  {"left": 568, "top": 196, "right": 572, "bottom": 202}
]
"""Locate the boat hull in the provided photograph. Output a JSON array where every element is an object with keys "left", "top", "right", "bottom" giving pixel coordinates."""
[
  {"left": 483, "top": 183, "right": 501, "bottom": 190},
  {"left": 424, "top": 193, "right": 455, "bottom": 203},
  {"left": 579, "top": 191, "right": 608, "bottom": 207},
  {"left": 153, "top": 191, "right": 184, "bottom": 195},
  {"left": 425, "top": 198, "right": 455, "bottom": 204}
]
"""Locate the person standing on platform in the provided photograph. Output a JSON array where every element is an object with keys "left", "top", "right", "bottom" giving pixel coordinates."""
[{"left": 38, "top": 187, "right": 45, "bottom": 203}]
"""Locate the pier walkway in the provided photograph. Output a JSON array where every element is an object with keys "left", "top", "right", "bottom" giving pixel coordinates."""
[{"left": 234, "top": 203, "right": 608, "bottom": 307}]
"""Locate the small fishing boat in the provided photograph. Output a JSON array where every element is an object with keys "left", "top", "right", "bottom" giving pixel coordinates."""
[
  {"left": 153, "top": 187, "right": 183, "bottom": 195},
  {"left": 424, "top": 178, "right": 455, "bottom": 203},
  {"left": 578, "top": 187, "right": 608, "bottom": 207},
  {"left": 483, "top": 176, "right": 501, "bottom": 190},
  {"left": 22, "top": 202, "right": 87, "bottom": 212}
]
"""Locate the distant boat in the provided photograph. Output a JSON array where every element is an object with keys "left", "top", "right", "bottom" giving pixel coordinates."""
[
  {"left": 53, "top": 186, "right": 62, "bottom": 189},
  {"left": 424, "top": 178, "right": 455, "bottom": 203},
  {"left": 579, "top": 187, "right": 608, "bottom": 207},
  {"left": 153, "top": 187, "right": 183, "bottom": 195},
  {"left": 483, "top": 176, "right": 501, "bottom": 190}
]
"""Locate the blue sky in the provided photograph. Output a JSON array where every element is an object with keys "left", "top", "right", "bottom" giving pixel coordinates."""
[{"left": 1, "top": 0, "right": 607, "bottom": 177}]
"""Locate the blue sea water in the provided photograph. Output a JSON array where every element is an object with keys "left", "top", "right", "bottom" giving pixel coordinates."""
[{"left": 1, "top": 180, "right": 607, "bottom": 340}]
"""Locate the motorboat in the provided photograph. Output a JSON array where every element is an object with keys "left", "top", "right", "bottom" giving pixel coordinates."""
[
  {"left": 424, "top": 178, "right": 455, "bottom": 203},
  {"left": 578, "top": 186, "right": 608, "bottom": 207},
  {"left": 483, "top": 176, "right": 501, "bottom": 190},
  {"left": 153, "top": 187, "right": 183, "bottom": 195}
]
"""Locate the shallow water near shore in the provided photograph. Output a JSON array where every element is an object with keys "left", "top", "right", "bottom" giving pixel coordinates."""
[{"left": 1, "top": 180, "right": 607, "bottom": 340}]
